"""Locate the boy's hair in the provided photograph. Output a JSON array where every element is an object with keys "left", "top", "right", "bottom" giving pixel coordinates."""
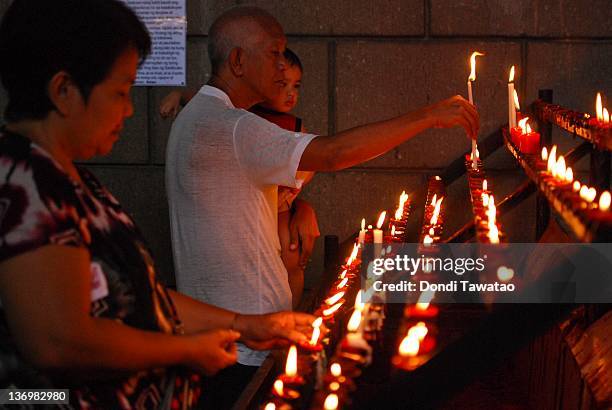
[
  {"left": 0, "top": 0, "right": 151, "bottom": 122},
  {"left": 284, "top": 48, "right": 303, "bottom": 72}
]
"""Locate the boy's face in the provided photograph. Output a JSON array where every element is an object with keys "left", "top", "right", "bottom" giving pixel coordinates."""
[{"left": 263, "top": 65, "right": 302, "bottom": 113}]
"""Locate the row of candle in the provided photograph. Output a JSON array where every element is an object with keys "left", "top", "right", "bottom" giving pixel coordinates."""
[
  {"left": 540, "top": 145, "right": 611, "bottom": 212},
  {"left": 421, "top": 176, "right": 446, "bottom": 244}
]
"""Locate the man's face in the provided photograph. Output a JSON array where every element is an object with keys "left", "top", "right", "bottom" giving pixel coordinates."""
[{"left": 243, "top": 25, "right": 287, "bottom": 104}]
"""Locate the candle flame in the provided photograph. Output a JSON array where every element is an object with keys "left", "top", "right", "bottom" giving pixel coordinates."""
[
  {"left": 391, "top": 225, "right": 396, "bottom": 237},
  {"left": 518, "top": 117, "right": 529, "bottom": 134},
  {"left": 482, "top": 193, "right": 489, "bottom": 207},
  {"left": 565, "top": 167, "right": 573, "bottom": 183},
  {"left": 273, "top": 380, "right": 284, "bottom": 396},
  {"left": 604, "top": 108, "right": 610, "bottom": 124},
  {"left": 423, "top": 234, "right": 433, "bottom": 245},
  {"left": 468, "top": 51, "right": 485, "bottom": 82},
  {"left": 408, "top": 322, "right": 429, "bottom": 342},
  {"left": 526, "top": 124, "right": 532, "bottom": 133},
  {"left": 483, "top": 179, "right": 488, "bottom": 191},
  {"left": 336, "top": 277, "right": 348, "bottom": 290},
  {"left": 547, "top": 145, "right": 557, "bottom": 173},
  {"left": 330, "top": 363, "right": 342, "bottom": 377},
  {"left": 265, "top": 402, "right": 276, "bottom": 410},
  {"left": 347, "top": 309, "right": 362, "bottom": 332},
  {"left": 554, "top": 156, "right": 566, "bottom": 180},
  {"left": 541, "top": 147, "right": 548, "bottom": 161},
  {"left": 508, "top": 65, "right": 515, "bottom": 83},
  {"left": 395, "top": 191, "right": 409, "bottom": 219},
  {"left": 416, "top": 289, "right": 435, "bottom": 309},
  {"left": 323, "top": 301, "right": 344, "bottom": 317},
  {"left": 513, "top": 89, "right": 520, "bottom": 111},
  {"left": 347, "top": 243, "right": 359, "bottom": 266},
  {"left": 596, "top": 93, "right": 603, "bottom": 121},
  {"left": 399, "top": 333, "right": 420, "bottom": 357},
  {"left": 587, "top": 187, "right": 597, "bottom": 203},
  {"left": 325, "top": 292, "right": 345, "bottom": 306},
  {"left": 488, "top": 224, "right": 500, "bottom": 244},
  {"left": 376, "top": 211, "right": 387, "bottom": 229},
  {"left": 339, "top": 269, "right": 347, "bottom": 279},
  {"left": 599, "top": 191, "right": 611, "bottom": 211},
  {"left": 428, "top": 227, "right": 435, "bottom": 236},
  {"left": 329, "top": 382, "right": 340, "bottom": 392},
  {"left": 285, "top": 346, "right": 297, "bottom": 376},
  {"left": 355, "top": 290, "right": 365, "bottom": 311},
  {"left": 310, "top": 326, "right": 321, "bottom": 345},
  {"left": 430, "top": 197, "right": 444, "bottom": 225},
  {"left": 580, "top": 185, "right": 589, "bottom": 200},
  {"left": 323, "top": 393, "right": 339, "bottom": 410},
  {"left": 573, "top": 181, "right": 581, "bottom": 192},
  {"left": 312, "top": 317, "right": 323, "bottom": 328},
  {"left": 470, "top": 147, "right": 480, "bottom": 160},
  {"left": 361, "top": 218, "right": 365, "bottom": 230},
  {"left": 431, "top": 194, "right": 437, "bottom": 207}
]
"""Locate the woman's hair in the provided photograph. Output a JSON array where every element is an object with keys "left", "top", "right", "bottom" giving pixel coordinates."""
[
  {"left": 0, "top": 0, "right": 151, "bottom": 122},
  {"left": 284, "top": 48, "right": 303, "bottom": 72}
]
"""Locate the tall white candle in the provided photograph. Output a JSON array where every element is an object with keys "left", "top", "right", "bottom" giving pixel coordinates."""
[
  {"left": 508, "top": 66, "right": 516, "bottom": 130},
  {"left": 358, "top": 218, "right": 366, "bottom": 244},
  {"left": 468, "top": 52, "right": 484, "bottom": 170}
]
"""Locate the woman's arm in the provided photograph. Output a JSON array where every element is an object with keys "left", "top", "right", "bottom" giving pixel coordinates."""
[
  {"left": 168, "top": 289, "right": 315, "bottom": 349},
  {"left": 0, "top": 245, "right": 239, "bottom": 376}
]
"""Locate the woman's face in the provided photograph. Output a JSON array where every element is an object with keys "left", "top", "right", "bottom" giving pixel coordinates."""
[
  {"left": 261, "top": 65, "right": 302, "bottom": 113},
  {"left": 68, "top": 48, "right": 138, "bottom": 159}
]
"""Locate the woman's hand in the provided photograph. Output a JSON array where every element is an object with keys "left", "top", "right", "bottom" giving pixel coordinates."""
[
  {"left": 159, "top": 90, "right": 182, "bottom": 118},
  {"left": 424, "top": 95, "right": 480, "bottom": 140},
  {"left": 234, "top": 312, "right": 322, "bottom": 350},
  {"left": 184, "top": 329, "right": 240, "bottom": 375}
]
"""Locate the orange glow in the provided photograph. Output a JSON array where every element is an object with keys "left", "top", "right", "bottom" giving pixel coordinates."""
[
  {"left": 330, "top": 363, "right": 342, "bottom": 377},
  {"left": 346, "top": 309, "right": 362, "bottom": 332},
  {"left": 323, "top": 393, "right": 339, "bottom": 410},
  {"left": 580, "top": 185, "right": 589, "bottom": 200},
  {"left": 323, "top": 301, "right": 344, "bottom": 317},
  {"left": 408, "top": 322, "right": 429, "bottom": 342},
  {"left": 513, "top": 89, "right": 520, "bottom": 111},
  {"left": 376, "top": 211, "right": 387, "bottom": 229},
  {"left": 508, "top": 65, "right": 515, "bottom": 83},
  {"left": 329, "top": 382, "right": 340, "bottom": 392},
  {"left": 573, "top": 181, "right": 581, "bottom": 192},
  {"left": 599, "top": 191, "right": 611, "bottom": 211},
  {"left": 541, "top": 147, "right": 548, "bottom": 161},
  {"left": 587, "top": 187, "right": 597, "bottom": 203},
  {"left": 325, "top": 291, "right": 345, "bottom": 306},
  {"left": 399, "top": 333, "right": 420, "bottom": 357},
  {"left": 265, "top": 402, "right": 276, "bottom": 410},
  {"left": 285, "top": 346, "right": 297, "bottom": 376},
  {"left": 596, "top": 93, "right": 603, "bottom": 121},
  {"left": 468, "top": 51, "right": 485, "bottom": 82}
]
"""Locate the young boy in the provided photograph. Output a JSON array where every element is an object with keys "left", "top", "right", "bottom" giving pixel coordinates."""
[{"left": 160, "top": 49, "right": 317, "bottom": 309}]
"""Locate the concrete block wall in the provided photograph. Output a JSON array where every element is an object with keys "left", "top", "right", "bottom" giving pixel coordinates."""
[{"left": 1, "top": 1, "right": 611, "bottom": 287}]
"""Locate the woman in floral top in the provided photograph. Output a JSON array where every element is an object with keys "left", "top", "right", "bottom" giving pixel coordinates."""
[{"left": 0, "top": 1, "right": 314, "bottom": 408}]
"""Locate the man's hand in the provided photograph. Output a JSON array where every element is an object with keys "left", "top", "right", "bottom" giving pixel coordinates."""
[
  {"left": 159, "top": 90, "right": 182, "bottom": 119},
  {"left": 425, "top": 95, "right": 480, "bottom": 140},
  {"left": 289, "top": 199, "right": 320, "bottom": 269},
  {"left": 234, "top": 312, "right": 323, "bottom": 350},
  {"left": 185, "top": 329, "right": 240, "bottom": 375}
]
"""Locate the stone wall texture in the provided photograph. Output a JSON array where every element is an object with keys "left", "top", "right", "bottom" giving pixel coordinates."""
[{"left": 0, "top": 1, "right": 611, "bottom": 288}]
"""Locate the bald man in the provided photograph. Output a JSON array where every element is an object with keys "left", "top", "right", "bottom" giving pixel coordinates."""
[{"left": 166, "top": 6, "right": 478, "bottom": 403}]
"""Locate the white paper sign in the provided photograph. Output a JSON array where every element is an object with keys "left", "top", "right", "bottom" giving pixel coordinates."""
[{"left": 124, "top": 0, "right": 186, "bottom": 86}]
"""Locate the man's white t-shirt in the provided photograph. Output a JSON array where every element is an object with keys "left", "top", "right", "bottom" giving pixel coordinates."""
[{"left": 165, "top": 85, "right": 317, "bottom": 365}]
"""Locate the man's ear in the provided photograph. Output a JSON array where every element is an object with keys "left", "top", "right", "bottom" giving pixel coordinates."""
[
  {"left": 228, "top": 47, "right": 245, "bottom": 77},
  {"left": 47, "top": 71, "right": 80, "bottom": 117}
]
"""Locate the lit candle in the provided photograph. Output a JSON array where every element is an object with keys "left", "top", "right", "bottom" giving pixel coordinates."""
[
  {"left": 358, "top": 218, "right": 366, "bottom": 244},
  {"left": 467, "top": 51, "right": 484, "bottom": 169},
  {"left": 541, "top": 146, "right": 548, "bottom": 161},
  {"left": 596, "top": 93, "right": 603, "bottom": 122},
  {"left": 323, "top": 393, "right": 339, "bottom": 410},
  {"left": 604, "top": 108, "right": 610, "bottom": 124},
  {"left": 325, "top": 292, "right": 345, "bottom": 306},
  {"left": 373, "top": 211, "right": 386, "bottom": 244},
  {"left": 323, "top": 301, "right": 344, "bottom": 318},
  {"left": 272, "top": 379, "right": 300, "bottom": 400},
  {"left": 395, "top": 190, "right": 409, "bottom": 220},
  {"left": 547, "top": 145, "right": 557, "bottom": 173},
  {"left": 573, "top": 181, "right": 581, "bottom": 192},
  {"left": 405, "top": 290, "right": 439, "bottom": 318},
  {"left": 599, "top": 191, "right": 611, "bottom": 211},
  {"left": 508, "top": 66, "right": 516, "bottom": 129},
  {"left": 430, "top": 197, "right": 443, "bottom": 225},
  {"left": 279, "top": 345, "right": 304, "bottom": 385}
]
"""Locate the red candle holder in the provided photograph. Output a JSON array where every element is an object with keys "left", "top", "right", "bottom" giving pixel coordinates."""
[
  {"left": 272, "top": 379, "right": 300, "bottom": 400},
  {"left": 261, "top": 399, "right": 294, "bottom": 410},
  {"left": 518, "top": 131, "right": 540, "bottom": 154},
  {"left": 278, "top": 373, "right": 305, "bottom": 387},
  {"left": 298, "top": 339, "right": 323, "bottom": 353}
]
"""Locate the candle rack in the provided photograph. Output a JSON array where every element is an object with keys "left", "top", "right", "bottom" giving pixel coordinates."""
[{"left": 464, "top": 156, "right": 505, "bottom": 243}]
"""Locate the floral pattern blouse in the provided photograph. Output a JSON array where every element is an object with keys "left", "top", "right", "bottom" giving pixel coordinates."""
[{"left": 0, "top": 130, "right": 200, "bottom": 409}]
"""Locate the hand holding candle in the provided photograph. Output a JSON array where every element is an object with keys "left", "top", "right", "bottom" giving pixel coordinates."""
[{"left": 467, "top": 51, "right": 484, "bottom": 169}]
